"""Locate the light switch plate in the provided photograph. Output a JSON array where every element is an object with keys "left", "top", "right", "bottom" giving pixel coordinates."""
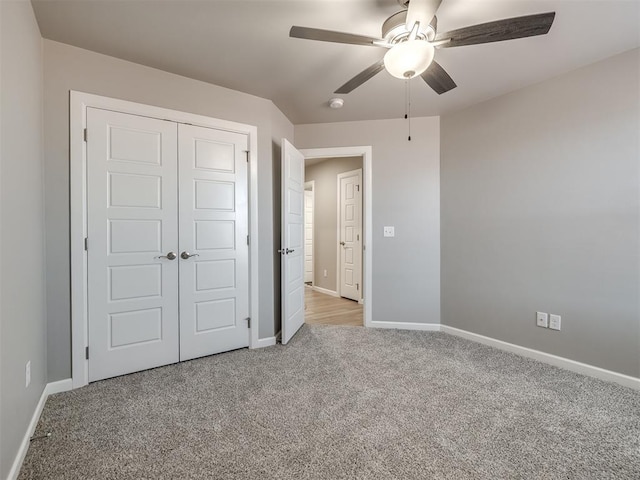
[
  {"left": 549, "top": 314, "right": 561, "bottom": 331},
  {"left": 383, "top": 226, "right": 395, "bottom": 237}
]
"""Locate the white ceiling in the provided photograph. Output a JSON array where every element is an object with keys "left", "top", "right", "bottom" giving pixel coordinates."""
[{"left": 32, "top": 0, "right": 640, "bottom": 125}]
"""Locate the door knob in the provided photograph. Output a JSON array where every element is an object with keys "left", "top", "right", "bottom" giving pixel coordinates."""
[
  {"left": 181, "top": 251, "right": 200, "bottom": 260},
  {"left": 158, "top": 251, "right": 177, "bottom": 260},
  {"left": 340, "top": 241, "right": 345, "bottom": 246}
]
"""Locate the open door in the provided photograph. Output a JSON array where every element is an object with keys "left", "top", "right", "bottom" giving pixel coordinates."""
[{"left": 281, "top": 139, "right": 305, "bottom": 344}]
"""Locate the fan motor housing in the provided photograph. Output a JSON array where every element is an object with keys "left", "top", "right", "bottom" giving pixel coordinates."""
[{"left": 382, "top": 10, "right": 437, "bottom": 43}]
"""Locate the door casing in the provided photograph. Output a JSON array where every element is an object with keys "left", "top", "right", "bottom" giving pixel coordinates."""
[{"left": 70, "top": 91, "right": 260, "bottom": 389}]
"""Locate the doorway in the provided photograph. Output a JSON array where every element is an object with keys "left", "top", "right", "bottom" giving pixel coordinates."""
[
  {"left": 280, "top": 143, "right": 373, "bottom": 343},
  {"left": 303, "top": 155, "right": 364, "bottom": 327}
]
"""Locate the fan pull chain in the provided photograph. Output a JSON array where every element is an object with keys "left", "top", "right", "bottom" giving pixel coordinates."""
[
  {"left": 404, "top": 80, "right": 408, "bottom": 121},
  {"left": 405, "top": 79, "right": 412, "bottom": 141}
]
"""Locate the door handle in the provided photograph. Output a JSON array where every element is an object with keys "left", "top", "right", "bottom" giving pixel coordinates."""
[
  {"left": 286, "top": 248, "right": 295, "bottom": 254},
  {"left": 157, "top": 251, "right": 177, "bottom": 260},
  {"left": 340, "top": 241, "right": 345, "bottom": 246},
  {"left": 181, "top": 251, "right": 200, "bottom": 260}
]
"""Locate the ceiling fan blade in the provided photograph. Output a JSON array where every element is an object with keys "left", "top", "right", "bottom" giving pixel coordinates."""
[
  {"left": 436, "top": 12, "right": 556, "bottom": 48},
  {"left": 335, "top": 60, "right": 385, "bottom": 94},
  {"left": 290, "top": 26, "right": 383, "bottom": 46},
  {"left": 420, "top": 61, "right": 457, "bottom": 94},
  {"left": 406, "top": 0, "right": 443, "bottom": 31}
]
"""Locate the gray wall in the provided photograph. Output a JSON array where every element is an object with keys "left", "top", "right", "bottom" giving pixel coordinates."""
[
  {"left": 0, "top": 1, "right": 47, "bottom": 477},
  {"left": 43, "top": 40, "right": 293, "bottom": 381},
  {"left": 441, "top": 48, "right": 640, "bottom": 377},
  {"left": 305, "top": 157, "right": 363, "bottom": 292},
  {"left": 295, "top": 117, "right": 441, "bottom": 325}
]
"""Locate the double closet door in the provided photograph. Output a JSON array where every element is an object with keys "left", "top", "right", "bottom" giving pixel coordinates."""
[{"left": 86, "top": 108, "right": 249, "bottom": 382}]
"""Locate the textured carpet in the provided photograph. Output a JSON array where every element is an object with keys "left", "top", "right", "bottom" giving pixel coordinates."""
[{"left": 20, "top": 325, "right": 640, "bottom": 479}]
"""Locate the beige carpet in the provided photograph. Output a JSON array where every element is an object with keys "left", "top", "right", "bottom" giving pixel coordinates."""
[{"left": 20, "top": 325, "right": 640, "bottom": 479}]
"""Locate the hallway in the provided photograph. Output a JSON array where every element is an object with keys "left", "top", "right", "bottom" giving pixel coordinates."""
[{"left": 304, "top": 287, "right": 363, "bottom": 327}]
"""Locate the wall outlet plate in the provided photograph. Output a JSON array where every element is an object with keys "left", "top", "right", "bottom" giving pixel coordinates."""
[
  {"left": 383, "top": 226, "right": 395, "bottom": 237},
  {"left": 549, "top": 314, "right": 561, "bottom": 331},
  {"left": 536, "top": 312, "right": 549, "bottom": 328}
]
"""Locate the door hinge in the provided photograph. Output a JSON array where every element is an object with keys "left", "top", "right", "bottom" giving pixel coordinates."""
[
  {"left": 247, "top": 235, "right": 250, "bottom": 246},
  {"left": 85, "top": 346, "right": 89, "bottom": 360},
  {"left": 356, "top": 283, "right": 360, "bottom": 291},
  {"left": 245, "top": 150, "right": 250, "bottom": 162},
  {"left": 83, "top": 128, "right": 88, "bottom": 142},
  {"left": 356, "top": 184, "right": 360, "bottom": 191},
  {"left": 84, "top": 237, "right": 88, "bottom": 251},
  {"left": 246, "top": 317, "right": 251, "bottom": 328},
  {"left": 357, "top": 234, "right": 359, "bottom": 241}
]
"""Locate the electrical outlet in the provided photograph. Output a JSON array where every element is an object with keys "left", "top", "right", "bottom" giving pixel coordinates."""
[
  {"left": 26, "top": 361, "right": 31, "bottom": 388},
  {"left": 549, "top": 314, "right": 561, "bottom": 331},
  {"left": 323, "top": 269, "right": 327, "bottom": 278},
  {"left": 383, "top": 226, "right": 395, "bottom": 237},
  {"left": 536, "top": 312, "right": 549, "bottom": 328}
]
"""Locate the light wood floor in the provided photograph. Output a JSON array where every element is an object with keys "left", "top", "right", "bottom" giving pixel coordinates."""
[{"left": 304, "top": 286, "right": 363, "bottom": 327}]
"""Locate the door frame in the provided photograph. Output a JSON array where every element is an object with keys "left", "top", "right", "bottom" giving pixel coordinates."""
[
  {"left": 300, "top": 147, "right": 372, "bottom": 328},
  {"left": 336, "top": 168, "right": 363, "bottom": 303},
  {"left": 303, "top": 180, "right": 315, "bottom": 286},
  {"left": 70, "top": 91, "right": 260, "bottom": 389}
]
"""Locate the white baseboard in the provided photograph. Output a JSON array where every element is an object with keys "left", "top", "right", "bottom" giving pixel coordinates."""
[
  {"left": 46, "top": 378, "right": 73, "bottom": 395},
  {"left": 369, "top": 321, "right": 441, "bottom": 331},
  {"left": 312, "top": 286, "right": 339, "bottom": 298},
  {"left": 441, "top": 325, "right": 640, "bottom": 391},
  {"left": 254, "top": 335, "right": 277, "bottom": 348},
  {"left": 7, "top": 378, "right": 73, "bottom": 480}
]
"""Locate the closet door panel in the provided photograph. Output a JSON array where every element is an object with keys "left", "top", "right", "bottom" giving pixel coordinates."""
[
  {"left": 178, "top": 124, "right": 250, "bottom": 361},
  {"left": 87, "top": 108, "right": 179, "bottom": 382}
]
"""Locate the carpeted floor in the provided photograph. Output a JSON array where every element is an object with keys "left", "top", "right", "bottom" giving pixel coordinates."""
[{"left": 19, "top": 325, "right": 640, "bottom": 479}]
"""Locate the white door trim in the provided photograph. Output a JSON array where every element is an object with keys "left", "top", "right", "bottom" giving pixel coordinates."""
[
  {"left": 299, "top": 146, "right": 373, "bottom": 328},
  {"left": 70, "top": 91, "right": 260, "bottom": 389},
  {"left": 336, "top": 168, "right": 363, "bottom": 301}
]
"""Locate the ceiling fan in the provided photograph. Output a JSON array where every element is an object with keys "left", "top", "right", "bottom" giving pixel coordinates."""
[{"left": 290, "top": 0, "right": 555, "bottom": 95}]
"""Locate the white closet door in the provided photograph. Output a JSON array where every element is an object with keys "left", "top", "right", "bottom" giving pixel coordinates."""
[
  {"left": 87, "top": 108, "right": 179, "bottom": 382},
  {"left": 178, "top": 124, "right": 250, "bottom": 361}
]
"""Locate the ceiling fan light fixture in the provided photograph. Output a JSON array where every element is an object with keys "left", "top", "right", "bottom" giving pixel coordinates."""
[{"left": 383, "top": 40, "right": 434, "bottom": 79}]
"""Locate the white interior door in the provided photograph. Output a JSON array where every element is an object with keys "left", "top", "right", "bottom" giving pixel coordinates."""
[
  {"left": 178, "top": 124, "right": 250, "bottom": 361},
  {"left": 338, "top": 169, "right": 362, "bottom": 301},
  {"left": 87, "top": 108, "right": 179, "bottom": 382},
  {"left": 304, "top": 187, "right": 314, "bottom": 283},
  {"left": 281, "top": 139, "right": 305, "bottom": 344}
]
